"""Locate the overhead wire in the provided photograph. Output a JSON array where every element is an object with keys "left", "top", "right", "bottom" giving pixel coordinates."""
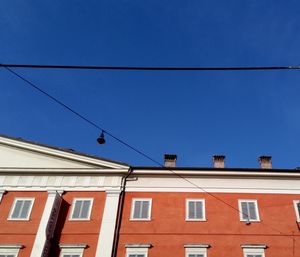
[
  {"left": 2, "top": 65, "right": 297, "bottom": 241},
  {"left": 1, "top": 63, "right": 300, "bottom": 71}
]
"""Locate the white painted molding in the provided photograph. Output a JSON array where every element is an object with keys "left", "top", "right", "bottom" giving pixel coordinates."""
[
  {"left": 106, "top": 189, "right": 122, "bottom": 195},
  {"left": 184, "top": 244, "right": 210, "bottom": 248},
  {"left": 0, "top": 244, "right": 23, "bottom": 256},
  {"left": 30, "top": 192, "right": 62, "bottom": 257},
  {"left": 47, "top": 190, "right": 64, "bottom": 196},
  {"left": 59, "top": 244, "right": 87, "bottom": 249},
  {"left": 95, "top": 190, "right": 121, "bottom": 257},
  {"left": 0, "top": 168, "right": 128, "bottom": 174},
  {"left": 125, "top": 244, "right": 152, "bottom": 248},
  {"left": 0, "top": 190, "right": 5, "bottom": 203},
  {"left": 241, "top": 244, "right": 267, "bottom": 249},
  {"left": 0, "top": 174, "right": 123, "bottom": 190}
]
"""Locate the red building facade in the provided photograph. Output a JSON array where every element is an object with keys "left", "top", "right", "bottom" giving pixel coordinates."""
[{"left": 1, "top": 136, "right": 300, "bottom": 257}]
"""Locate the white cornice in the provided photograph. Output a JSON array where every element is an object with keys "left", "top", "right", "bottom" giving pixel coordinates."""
[
  {"left": 0, "top": 136, "right": 128, "bottom": 169},
  {"left": 0, "top": 168, "right": 128, "bottom": 174}
]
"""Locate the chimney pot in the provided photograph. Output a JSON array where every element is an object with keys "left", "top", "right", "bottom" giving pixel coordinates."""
[
  {"left": 213, "top": 155, "right": 225, "bottom": 168},
  {"left": 259, "top": 156, "right": 272, "bottom": 169},
  {"left": 164, "top": 154, "right": 177, "bottom": 167}
]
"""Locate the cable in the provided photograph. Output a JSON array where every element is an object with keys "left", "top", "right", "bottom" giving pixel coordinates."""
[
  {"left": 1, "top": 63, "right": 300, "bottom": 71},
  {"left": 2, "top": 66, "right": 296, "bottom": 241},
  {"left": 3, "top": 66, "right": 160, "bottom": 165}
]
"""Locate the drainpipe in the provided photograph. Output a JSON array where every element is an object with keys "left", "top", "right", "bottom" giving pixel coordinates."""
[{"left": 111, "top": 167, "right": 133, "bottom": 257}]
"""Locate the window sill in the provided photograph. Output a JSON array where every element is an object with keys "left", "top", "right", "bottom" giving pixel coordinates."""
[
  {"left": 129, "top": 218, "right": 151, "bottom": 221},
  {"left": 69, "top": 218, "right": 91, "bottom": 221},
  {"left": 7, "top": 218, "right": 31, "bottom": 221},
  {"left": 185, "top": 219, "right": 207, "bottom": 222}
]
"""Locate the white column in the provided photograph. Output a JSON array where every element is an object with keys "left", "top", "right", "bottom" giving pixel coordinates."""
[
  {"left": 95, "top": 190, "right": 121, "bottom": 257},
  {"left": 0, "top": 190, "right": 5, "bottom": 203},
  {"left": 30, "top": 190, "right": 62, "bottom": 257}
]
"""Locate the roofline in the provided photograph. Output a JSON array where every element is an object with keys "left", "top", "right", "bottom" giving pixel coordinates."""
[
  {"left": 0, "top": 134, "right": 129, "bottom": 169},
  {"left": 132, "top": 166, "right": 300, "bottom": 173}
]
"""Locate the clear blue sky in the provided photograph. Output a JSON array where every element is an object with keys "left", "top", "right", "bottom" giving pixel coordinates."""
[{"left": 1, "top": 0, "right": 300, "bottom": 168}]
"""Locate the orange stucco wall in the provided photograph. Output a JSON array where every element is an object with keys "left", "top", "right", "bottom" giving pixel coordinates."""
[
  {"left": 118, "top": 192, "right": 300, "bottom": 257},
  {"left": 50, "top": 191, "right": 106, "bottom": 257},
  {"left": 0, "top": 191, "right": 47, "bottom": 257}
]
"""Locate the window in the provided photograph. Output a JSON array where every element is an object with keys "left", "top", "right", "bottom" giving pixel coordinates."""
[
  {"left": 130, "top": 199, "right": 152, "bottom": 220},
  {"left": 293, "top": 200, "right": 300, "bottom": 222},
  {"left": 70, "top": 198, "right": 93, "bottom": 220},
  {"left": 59, "top": 244, "right": 87, "bottom": 257},
  {"left": 238, "top": 200, "right": 260, "bottom": 222},
  {"left": 8, "top": 198, "right": 34, "bottom": 220},
  {"left": 125, "top": 244, "right": 151, "bottom": 257},
  {"left": 186, "top": 199, "right": 205, "bottom": 221},
  {"left": 241, "top": 244, "right": 266, "bottom": 257},
  {"left": 0, "top": 244, "right": 23, "bottom": 257},
  {"left": 184, "top": 244, "right": 210, "bottom": 257}
]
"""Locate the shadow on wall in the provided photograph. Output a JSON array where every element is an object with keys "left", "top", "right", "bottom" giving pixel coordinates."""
[{"left": 49, "top": 198, "right": 70, "bottom": 256}]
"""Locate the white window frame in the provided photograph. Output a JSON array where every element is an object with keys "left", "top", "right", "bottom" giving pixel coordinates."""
[
  {"left": 293, "top": 200, "right": 300, "bottom": 222},
  {"left": 184, "top": 244, "right": 210, "bottom": 257},
  {"left": 186, "top": 199, "right": 206, "bottom": 221},
  {"left": 0, "top": 244, "right": 23, "bottom": 257},
  {"left": 130, "top": 198, "right": 152, "bottom": 221},
  {"left": 241, "top": 244, "right": 266, "bottom": 257},
  {"left": 59, "top": 244, "right": 87, "bottom": 257},
  {"left": 125, "top": 244, "right": 151, "bottom": 257},
  {"left": 69, "top": 198, "right": 93, "bottom": 221},
  {"left": 238, "top": 200, "right": 260, "bottom": 222},
  {"left": 8, "top": 198, "right": 35, "bottom": 221}
]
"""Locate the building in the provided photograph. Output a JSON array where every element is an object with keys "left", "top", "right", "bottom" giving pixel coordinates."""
[
  {"left": 0, "top": 135, "right": 129, "bottom": 257},
  {"left": 117, "top": 155, "right": 300, "bottom": 257},
  {"left": 1, "top": 135, "right": 300, "bottom": 257}
]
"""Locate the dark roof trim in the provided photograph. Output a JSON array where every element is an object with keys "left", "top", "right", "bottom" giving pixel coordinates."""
[{"left": 132, "top": 166, "right": 299, "bottom": 173}]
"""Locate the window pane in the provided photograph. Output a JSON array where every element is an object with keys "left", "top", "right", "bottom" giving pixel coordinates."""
[
  {"left": 241, "top": 202, "right": 249, "bottom": 220},
  {"left": 141, "top": 201, "right": 149, "bottom": 219},
  {"left": 189, "top": 201, "right": 195, "bottom": 219},
  {"left": 133, "top": 201, "right": 142, "bottom": 218},
  {"left": 20, "top": 200, "right": 32, "bottom": 219},
  {"left": 195, "top": 201, "right": 203, "bottom": 219},
  {"left": 72, "top": 200, "right": 83, "bottom": 219},
  {"left": 248, "top": 202, "right": 257, "bottom": 220},
  {"left": 80, "top": 200, "right": 91, "bottom": 218},
  {"left": 11, "top": 200, "right": 23, "bottom": 218}
]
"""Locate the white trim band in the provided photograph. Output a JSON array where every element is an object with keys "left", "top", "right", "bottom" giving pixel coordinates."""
[
  {"left": 125, "top": 244, "right": 152, "bottom": 248},
  {"left": 184, "top": 244, "right": 210, "bottom": 248},
  {"left": 241, "top": 244, "right": 267, "bottom": 249}
]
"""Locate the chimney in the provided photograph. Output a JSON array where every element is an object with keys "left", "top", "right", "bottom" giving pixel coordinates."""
[
  {"left": 164, "top": 154, "right": 177, "bottom": 167},
  {"left": 258, "top": 156, "right": 272, "bottom": 169},
  {"left": 213, "top": 155, "right": 225, "bottom": 168}
]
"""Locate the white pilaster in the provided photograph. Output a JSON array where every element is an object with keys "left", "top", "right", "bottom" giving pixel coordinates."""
[
  {"left": 30, "top": 190, "right": 63, "bottom": 257},
  {"left": 95, "top": 190, "right": 121, "bottom": 257},
  {"left": 0, "top": 190, "right": 5, "bottom": 203}
]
